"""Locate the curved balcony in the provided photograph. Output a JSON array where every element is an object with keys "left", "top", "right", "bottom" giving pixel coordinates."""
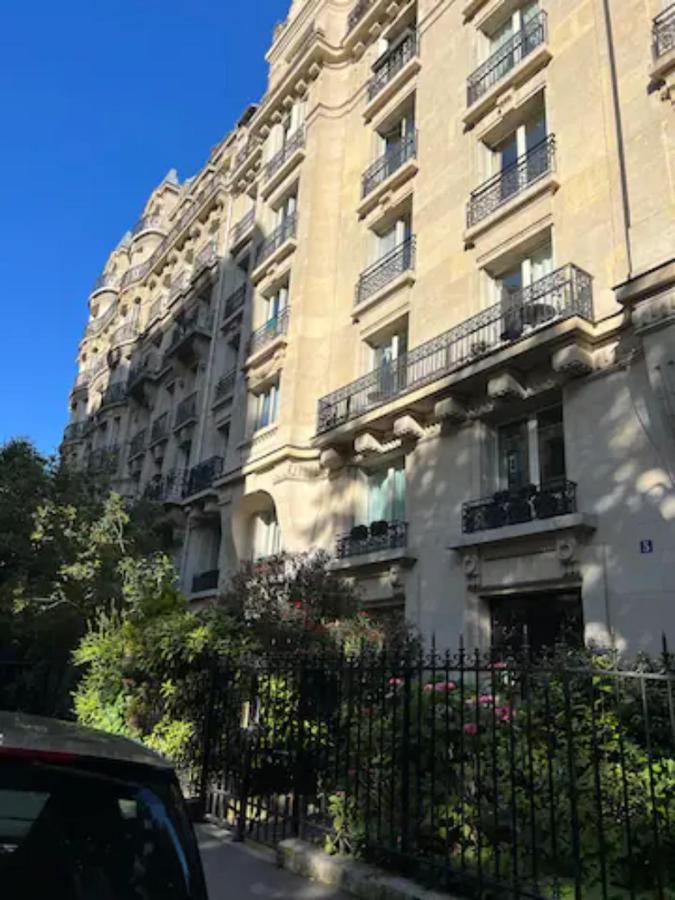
[
  {"left": 120, "top": 258, "right": 153, "bottom": 291},
  {"left": 91, "top": 272, "right": 120, "bottom": 297},
  {"left": 131, "top": 214, "right": 164, "bottom": 238},
  {"left": 248, "top": 307, "right": 290, "bottom": 357},
  {"left": 86, "top": 301, "right": 118, "bottom": 337},
  {"left": 63, "top": 420, "right": 89, "bottom": 443}
]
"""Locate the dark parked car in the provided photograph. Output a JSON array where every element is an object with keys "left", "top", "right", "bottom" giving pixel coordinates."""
[{"left": 0, "top": 712, "right": 209, "bottom": 899}]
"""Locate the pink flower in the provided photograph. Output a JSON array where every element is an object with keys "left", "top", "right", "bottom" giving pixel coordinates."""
[
  {"left": 388, "top": 677, "right": 404, "bottom": 687},
  {"left": 479, "top": 694, "right": 496, "bottom": 706},
  {"left": 495, "top": 705, "right": 514, "bottom": 724},
  {"left": 424, "top": 681, "right": 457, "bottom": 692},
  {"left": 292, "top": 601, "right": 303, "bottom": 609},
  {"left": 491, "top": 661, "right": 507, "bottom": 670},
  {"left": 463, "top": 723, "right": 478, "bottom": 736}
]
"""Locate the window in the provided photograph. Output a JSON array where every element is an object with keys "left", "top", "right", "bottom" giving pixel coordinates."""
[
  {"left": 276, "top": 193, "right": 297, "bottom": 226},
  {"left": 254, "top": 380, "right": 280, "bottom": 431},
  {"left": 488, "top": 0, "right": 539, "bottom": 53},
  {"left": 497, "top": 405, "right": 566, "bottom": 491},
  {"left": 265, "top": 281, "right": 289, "bottom": 325},
  {"left": 494, "top": 240, "right": 552, "bottom": 302},
  {"left": 490, "top": 590, "right": 583, "bottom": 655},
  {"left": 374, "top": 213, "right": 412, "bottom": 261},
  {"left": 492, "top": 107, "right": 548, "bottom": 201},
  {"left": 364, "top": 460, "right": 406, "bottom": 524},
  {"left": 252, "top": 510, "right": 282, "bottom": 560},
  {"left": 369, "top": 329, "right": 408, "bottom": 397}
]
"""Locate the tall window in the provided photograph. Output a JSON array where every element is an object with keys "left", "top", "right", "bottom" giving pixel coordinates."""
[
  {"left": 495, "top": 240, "right": 552, "bottom": 302},
  {"left": 369, "top": 329, "right": 408, "bottom": 398},
  {"left": 365, "top": 460, "right": 406, "bottom": 524},
  {"left": 497, "top": 405, "right": 566, "bottom": 491},
  {"left": 374, "top": 213, "right": 412, "bottom": 261},
  {"left": 492, "top": 106, "right": 548, "bottom": 200},
  {"left": 488, "top": 0, "right": 539, "bottom": 53},
  {"left": 254, "top": 380, "right": 280, "bottom": 431},
  {"left": 276, "top": 193, "right": 297, "bottom": 227},
  {"left": 265, "top": 282, "right": 289, "bottom": 325},
  {"left": 253, "top": 510, "right": 282, "bottom": 560}
]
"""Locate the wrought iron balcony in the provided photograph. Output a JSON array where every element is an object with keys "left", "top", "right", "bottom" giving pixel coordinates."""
[
  {"left": 248, "top": 307, "right": 290, "bottom": 356},
  {"left": 214, "top": 369, "right": 237, "bottom": 403},
  {"left": 193, "top": 240, "right": 218, "bottom": 275},
  {"left": 467, "top": 135, "right": 556, "bottom": 228},
  {"left": 265, "top": 128, "right": 305, "bottom": 181},
  {"left": 191, "top": 569, "right": 220, "bottom": 593},
  {"left": 347, "top": 0, "right": 372, "bottom": 32},
  {"left": 168, "top": 270, "right": 191, "bottom": 304},
  {"left": 319, "top": 263, "right": 593, "bottom": 432},
  {"left": 131, "top": 214, "right": 164, "bottom": 237},
  {"left": 174, "top": 393, "right": 198, "bottom": 430},
  {"left": 91, "top": 272, "right": 120, "bottom": 294},
  {"left": 120, "top": 258, "right": 153, "bottom": 290},
  {"left": 467, "top": 11, "right": 547, "bottom": 106},
  {"left": 86, "top": 302, "right": 118, "bottom": 337},
  {"left": 100, "top": 381, "right": 128, "bottom": 409},
  {"left": 184, "top": 456, "right": 224, "bottom": 497},
  {"left": 144, "top": 469, "right": 186, "bottom": 503},
  {"left": 256, "top": 213, "right": 297, "bottom": 267},
  {"left": 355, "top": 235, "right": 416, "bottom": 306},
  {"left": 128, "top": 429, "right": 147, "bottom": 460},
  {"left": 150, "top": 412, "right": 170, "bottom": 444},
  {"left": 336, "top": 520, "right": 408, "bottom": 559},
  {"left": 164, "top": 309, "right": 214, "bottom": 361},
  {"left": 462, "top": 479, "right": 577, "bottom": 534},
  {"left": 87, "top": 446, "right": 120, "bottom": 474},
  {"left": 654, "top": 3, "right": 675, "bottom": 58},
  {"left": 230, "top": 209, "right": 255, "bottom": 247},
  {"left": 224, "top": 284, "right": 247, "bottom": 320},
  {"left": 362, "top": 131, "right": 417, "bottom": 197},
  {"left": 63, "top": 421, "right": 89, "bottom": 442},
  {"left": 368, "top": 31, "right": 419, "bottom": 101},
  {"left": 127, "top": 353, "right": 161, "bottom": 393}
]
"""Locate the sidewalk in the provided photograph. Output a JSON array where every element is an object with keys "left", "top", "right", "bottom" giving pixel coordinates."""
[{"left": 198, "top": 823, "right": 351, "bottom": 899}]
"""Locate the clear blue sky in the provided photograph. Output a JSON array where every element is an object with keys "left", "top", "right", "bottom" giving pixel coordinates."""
[{"left": 0, "top": 0, "right": 289, "bottom": 456}]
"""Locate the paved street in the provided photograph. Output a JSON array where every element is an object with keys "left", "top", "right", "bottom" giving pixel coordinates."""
[{"left": 198, "top": 823, "right": 351, "bottom": 899}]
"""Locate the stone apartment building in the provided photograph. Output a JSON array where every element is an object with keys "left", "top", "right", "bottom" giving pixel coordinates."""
[{"left": 62, "top": 0, "right": 675, "bottom": 655}]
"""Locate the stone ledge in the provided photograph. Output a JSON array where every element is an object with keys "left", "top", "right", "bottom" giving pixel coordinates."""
[{"left": 277, "top": 838, "right": 461, "bottom": 900}]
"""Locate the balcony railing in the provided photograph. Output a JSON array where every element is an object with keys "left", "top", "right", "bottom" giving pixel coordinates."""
[
  {"left": 336, "top": 520, "right": 408, "bottom": 559},
  {"left": 184, "top": 456, "right": 224, "bottom": 497},
  {"left": 87, "top": 446, "right": 120, "bottom": 474},
  {"left": 654, "top": 3, "right": 675, "bottom": 58},
  {"left": 63, "top": 421, "right": 89, "bottom": 442},
  {"left": 368, "top": 31, "right": 419, "bottom": 100},
  {"left": 194, "top": 240, "right": 218, "bottom": 275},
  {"left": 355, "top": 235, "right": 416, "bottom": 306},
  {"left": 319, "top": 264, "right": 593, "bottom": 432},
  {"left": 91, "top": 272, "right": 120, "bottom": 294},
  {"left": 265, "top": 128, "right": 305, "bottom": 181},
  {"left": 256, "top": 213, "right": 298, "bottom": 267},
  {"left": 86, "top": 301, "right": 118, "bottom": 337},
  {"left": 224, "top": 284, "right": 247, "bottom": 320},
  {"left": 165, "top": 309, "right": 214, "bottom": 358},
  {"left": 144, "top": 469, "right": 186, "bottom": 503},
  {"left": 191, "top": 569, "right": 220, "bottom": 593},
  {"left": 467, "top": 135, "right": 556, "bottom": 228},
  {"left": 128, "top": 429, "right": 147, "bottom": 459},
  {"left": 214, "top": 369, "right": 237, "bottom": 403},
  {"left": 231, "top": 209, "right": 255, "bottom": 247},
  {"left": 362, "top": 131, "right": 417, "bottom": 197},
  {"left": 120, "top": 259, "right": 153, "bottom": 290},
  {"left": 131, "top": 214, "right": 164, "bottom": 237},
  {"left": 150, "top": 412, "right": 170, "bottom": 444},
  {"left": 248, "top": 307, "right": 290, "bottom": 355},
  {"left": 347, "top": 0, "right": 372, "bottom": 32},
  {"left": 467, "top": 10, "right": 548, "bottom": 106},
  {"left": 168, "top": 270, "right": 191, "bottom": 304},
  {"left": 462, "top": 479, "right": 577, "bottom": 534},
  {"left": 174, "top": 393, "right": 198, "bottom": 429},
  {"left": 128, "top": 352, "right": 161, "bottom": 390},
  {"left": 100, "top": 382, "right": 128, "bottom": 408},
  {"left": 111, "top": 321, "right": 138, "bottom": 345}
]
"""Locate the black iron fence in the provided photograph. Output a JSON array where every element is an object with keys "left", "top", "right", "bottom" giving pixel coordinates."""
[
  {"left": 362, "top": 131, "right": 417, "bottom": 197},
  {"left": 193, "top": 647, "right": 675, "bottom": 899},
  {"left": 184, "top": 455, "right": 224, "bottom": 497},
  {"left": 143, "top": 468, "right": 186, "bottom": 503},
  {"left": 463, "top": 479, "right": 577, "bottom": 534},
  {"left": 467, "top": 11, "right": 548, "bottom": 106},
  {"left": 336, "top": 520, "right": 408, "bottom": 559},
  {"left": 355, "top": 235, "right": 416, "bottom": 306},
  {"left": 653, "top": 4, "right": 675, "bottom": 58},
  {"left": 368, "top": 31, "right": 419, "bottom": 100},
  {"left": 467, "top": 135, "right": 556, "bottom": 228},
  {"left": 320, "top": 264, "right": 593, "bottom": 432}
]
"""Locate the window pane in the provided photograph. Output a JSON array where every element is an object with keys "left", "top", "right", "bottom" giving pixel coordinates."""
[
  {"left": 498, "top": 419, "right": 530, "bottom": 489},
  {"left": 367, "top": 469, "right": 389, "bottom": 522},
  {"left": 538, "top": 406, "right": 566, "bottom": 482},
  {"left": 392, "top": 463, "right": 406, "bottom": 520}
]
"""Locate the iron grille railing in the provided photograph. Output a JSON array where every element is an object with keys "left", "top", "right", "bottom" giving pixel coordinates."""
[
  {"left": 184, "top": 456, "right": 224, "bottom": 497},
  {"left": 86, "top": 301, "right": 118, "bottom": 337},
  {"left": 355, "top": 235, "right": 416, "bottom": 306},
  {"left": 174, "top": 392, "right": 198, "bottom": 429},
  {"left": 194, "top": 240, "right": 218, "bottom": 274},
  {"left": 214, "top": 369, "right": 237, "bottom": 402},
  {"left": 144, "top": 469, "right": 186, "bottom": 503},
  {"left": 265, "top": 128, "right": 305, "bottom": 181},
  {"left": 224, "top": 285, "right": 247, "bottom": 320},
  {"left": 467, "top": 135, "right": 556, "bottom": 228},
  {"left": 128, "top": 429, "right": 147, "bottom": 459},
  {"left": 150, "top": 412, "right": 169, "bottom": 444},
  {"left": 131, "top": 214, "right": 163, "bottom": 236},
  {"left": 91, "top": 272, "right": 120, "bottom": 294},
  {"left": 320, "top": 263, "right": 593, "bottom": 431},
  {"left": 248, "top": 307, "right": 290, "bottom": 355},
  {"left": 467, "top": 10, "right": 548, "bottom": 106},
  {"left": 120, "top": 259, "right": 153, "bottom": 290},
  {"left": 362, "top": 131, "right": 417, "bottom": 197},
  {"left": 462, "top": 478, "right": 577, "bottom": 534},
  {"left": 165, "top": 309, "right": 214, "bottom": 356},
  {"left": 230, "top": 209, "right": 255, "bottom": 246},
  {"left": 100, "top": 381, "right": 128, "bottom": 408},
  {"left": 191, "top": 569, "right": 220, "bottom": 593},
  {"left": 368, "top": 31, "right": 419, "bottom": 100},
  {"left": 256, "top": 213, "right": 298, "bottom": 267},
  {"left": 654, "top": 3, "right": 675, "bottom": 58},
  {"left": 336, "top": 520, "right": 408, "bottom": 559},
  {"left": 347, "top": 0, "right": 372, "bottom": 32},
  {"left": 87, "top": 446, "right": 120, "bottom": 474},
  {"left": 168, "top": 270, "right": 191, "bottom": 304},
  {"left": 63, "top": 421, "right": 88, "bottom": 442},
  {"left": 128, "top": 353, "right": 160, "bottom": 389}
]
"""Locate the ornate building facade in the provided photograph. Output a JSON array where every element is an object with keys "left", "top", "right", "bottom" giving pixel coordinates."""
[{"left": 63, "top": 0, "right": 675, "bottom": 654}]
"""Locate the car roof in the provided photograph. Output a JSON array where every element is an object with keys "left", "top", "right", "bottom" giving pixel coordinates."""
[{"left": 0, "top": 711, "right": 172, "bottom": 771}]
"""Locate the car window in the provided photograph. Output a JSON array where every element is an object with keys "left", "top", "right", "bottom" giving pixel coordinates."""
[{"left": 0, "top": 759, "right": 205, "bottom": 900}]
